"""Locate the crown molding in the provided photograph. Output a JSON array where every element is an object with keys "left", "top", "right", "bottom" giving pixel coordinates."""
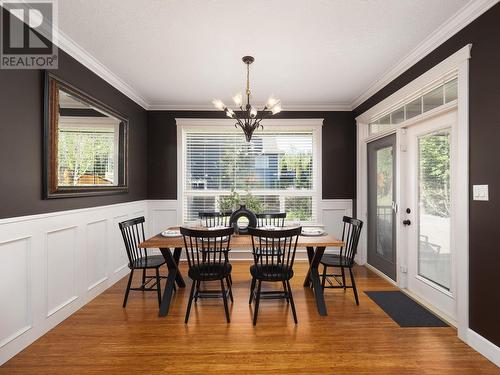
[
  {"left": 10, "top": 0, "right": 150, "bottom": 109},
  {"left": 55, "top": 30, "right": 150, "bottom": 109},
  {"left": 13, "top": 0, "right": 497, "bottom": 112},
  {"left": 350, "top": 0, "right": 500, "bottom": 110},
  {"left": 175, "top": 118, "right": 324, "bottom": 127},
  {"left": 148, "top": 103, "right": 352, "bottom": 111}
]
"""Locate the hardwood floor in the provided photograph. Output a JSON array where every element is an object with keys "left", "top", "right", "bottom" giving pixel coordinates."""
[{"left": 1, "top": 262, "right": 498, "bottom": 374}]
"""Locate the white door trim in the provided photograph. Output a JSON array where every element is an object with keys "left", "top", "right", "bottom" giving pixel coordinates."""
[{"left": 356, "top": 44, "right": 471, "bottom": 341}]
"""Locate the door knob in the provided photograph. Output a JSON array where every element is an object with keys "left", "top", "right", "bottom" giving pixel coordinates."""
[{"left": 403, "top": 219, "right": 411, "bottom": 226}]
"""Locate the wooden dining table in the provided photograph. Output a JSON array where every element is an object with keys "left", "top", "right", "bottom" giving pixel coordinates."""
[{"left": 139, "top": 228, "right": 344, "bottom": 317}]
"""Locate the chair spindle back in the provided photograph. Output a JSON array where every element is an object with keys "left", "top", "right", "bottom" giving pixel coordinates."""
[
  {"left": 248, "top": 227, "right": 301, "bottom": 279},
  {"left": 119, "top": 217, "right": 147, "bottom": 267},
  {"left": 198, "top": 211, "right": 232, "bottom": 228},
  {"left": 180, "top": 227, "right": 234, "bottom": 278},
  {"left": 256, "top": 212, "right": 286, "bottom": 228},
  {"left": 340, "top": 216, "right": 363, "bottom": 267}
]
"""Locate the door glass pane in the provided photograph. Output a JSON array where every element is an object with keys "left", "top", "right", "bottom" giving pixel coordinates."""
[
  {"left": 418, "top": 130, "right": 451, "bottom": 290},
  {"left": 376, "top": 146, "right": 393, "bottom": 260}
]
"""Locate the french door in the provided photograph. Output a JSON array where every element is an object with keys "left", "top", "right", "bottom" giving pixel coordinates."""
[
  {"left": 402, "top": 110, "right": 457, "bottom": 321},
  {"left": 367, "top": 134, "right": 397, "bottom": 281}
]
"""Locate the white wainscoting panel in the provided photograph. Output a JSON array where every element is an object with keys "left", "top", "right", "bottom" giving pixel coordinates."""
[
  {"left": 46, "top": 227, "right": 78, "bottom": 317},
  {"left": 320, "top": 199, "right": 353, "bottom": 240},
  {"left": 112, "top": 214, "right": 129, "bottom": 274},
  {"left": 148, "top": 200, "right": 179, "bottom": 237},
  {"left": 86, "top": 220, "right": 108, "bottom": 292},
  {"left": 0, "top": 237, "right": 31, "bottom": 349},
  {"left": 0, "top": 200, "right": 147, "bottom": 365}
]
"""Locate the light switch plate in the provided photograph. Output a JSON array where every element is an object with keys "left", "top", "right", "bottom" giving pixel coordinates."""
[{"left": 473, "top": 184, "right": 489, "bottom": 201}]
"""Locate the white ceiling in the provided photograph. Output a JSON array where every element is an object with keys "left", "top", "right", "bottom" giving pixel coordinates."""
[{"left": 57, "top": 0, "right": 476, "bottom": 110}]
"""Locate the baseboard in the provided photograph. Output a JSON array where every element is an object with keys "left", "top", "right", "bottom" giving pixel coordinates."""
[
  {"left": 364, "top": 263, "right": 397, "bottom": 286},
  {"left": 467, "top": 329, "right": 500, "bottom": 367}
]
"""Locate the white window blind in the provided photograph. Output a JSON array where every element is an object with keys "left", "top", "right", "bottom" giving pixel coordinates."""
[{"left": 182, "top": 130, "right": 319, "bottom": 223}]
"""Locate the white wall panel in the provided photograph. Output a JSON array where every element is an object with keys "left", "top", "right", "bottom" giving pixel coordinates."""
[
  {"left": 321, "top": 199, "right": 353, "bottom": 239},
  {"left": 46, "top": 227, "right": 77, "bottom": 317},
  {"left": 320, "top": 199, "right": 354, "bottom": 258},
  {"left": 112, "top": 215, "right": 129, "bottom": 273},
  {"left": 148, "top": 200, "right": 178, "bottom": 237},
  {"left": 0, "top": 237, "right": 31, "bottom": 349},
  {"left": 86, "top": 220, "right": 108, "bottom": 291}
]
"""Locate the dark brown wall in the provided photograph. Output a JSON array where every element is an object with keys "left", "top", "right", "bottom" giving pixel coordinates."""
[
  {"left": 147, "top": 110, "right": 356, "bottom": 200},
  {"left": 0, "top": 50, "right": 148, "bottom": 219},
  {"left": 354, "top": 3, "right": 500, "bottom": 346}
]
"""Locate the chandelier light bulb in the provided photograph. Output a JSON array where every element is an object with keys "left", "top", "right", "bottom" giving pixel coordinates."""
[
  {"left": 226, "top": 108, "right": 235, "bottom": 118},
  {"left": 232, "top": 93, "right": 243, "bottom": 106},
  {"left": 212, "top": 99, "right": 225, "bottom": 110},
  {"left": 266, "top": 96, "right": 278, "bottom": 109},
  {"left": 271, "top": 103, "right": 282, "bottom": 115},
  {"left": 250, "top": 107, "right": 258, "bottom": 118}
]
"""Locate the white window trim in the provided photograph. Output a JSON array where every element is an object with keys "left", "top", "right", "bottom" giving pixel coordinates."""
[
  {"left": 176, "top": 118, "right": 323, "bottom": 224},
  {"left": 356, "top": 44, "right": 471, "bottom": 342}
]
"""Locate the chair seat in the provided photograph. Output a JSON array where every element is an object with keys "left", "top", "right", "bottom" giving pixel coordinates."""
[
  {"left": 188, "top": 263, "right": 232, "bottom": 281},
  {"left": 130, "top": 255, "right": 166, "bottom": 269},
  {"left": 320, "top": 253, "right": 350, "bottom": 267},
  {"left": 250, "top": 264, "right": 293, "bottom": 281}
]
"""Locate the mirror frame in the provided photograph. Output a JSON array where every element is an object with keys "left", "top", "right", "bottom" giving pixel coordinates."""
[{"left": 44, "top": 72, "right": 129, "bottom": 199}]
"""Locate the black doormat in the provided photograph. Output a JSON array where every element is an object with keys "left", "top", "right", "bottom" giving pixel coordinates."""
[{"left": 364, "top": 291, "right": 449, "bottom": 327}]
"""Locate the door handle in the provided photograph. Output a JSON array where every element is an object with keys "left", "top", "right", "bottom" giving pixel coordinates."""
[{"left": 403, "top": 219, "right": 411, "bottom": 226}]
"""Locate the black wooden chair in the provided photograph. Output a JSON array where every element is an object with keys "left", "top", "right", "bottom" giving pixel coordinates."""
[
  {"left": 320, "top": 216, "right": 363, "bottom": 305},
  {"left": 119, "top": 217, "right": 166, "bottom": 308},
  {"left": 256, "top": 212, "right": 286, "bottom": 228},
  {"left": 198, "top": 211, "right": 234, "bottom": 285},
  {"left": 248, "top": 226, "right": 302, "bottom": 325},
  {"left": 250, "top": 212, "right": 287, "bottom": 294},
  {"left": 181, "top": 226, "right": 235, "bottom": 323},
  {"left": 199, "top": 211, "right": 232, "bottom": 228}
]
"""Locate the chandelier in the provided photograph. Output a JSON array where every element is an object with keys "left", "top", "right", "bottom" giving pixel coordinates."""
[{"left": 212, "top": 56, "right": 282, "bottom": 142}]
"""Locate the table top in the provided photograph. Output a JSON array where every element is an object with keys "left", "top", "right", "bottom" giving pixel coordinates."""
[{"left": 139, "top": 226, "right": 344, "bottom": 249}]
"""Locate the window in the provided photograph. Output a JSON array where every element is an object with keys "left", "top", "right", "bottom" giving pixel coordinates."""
[
  {"left": 369, "top": 77, "right": 457, "bottom": 135},
  {"left": 45, "top": 73, "right": 128, "bottom": 198},
  {"left": 179, "top": 121, "right": 321, "bottom": 223}
]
